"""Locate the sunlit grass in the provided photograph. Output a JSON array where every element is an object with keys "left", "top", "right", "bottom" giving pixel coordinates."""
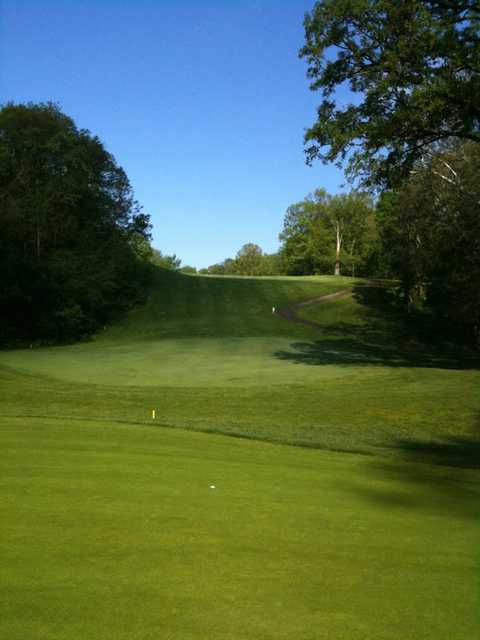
[
  {"left": 1, "top": 417, "right": 479, "bottom": 640},
  {"left": 1, "top": 269, "right": 479, "bottom": 638}
]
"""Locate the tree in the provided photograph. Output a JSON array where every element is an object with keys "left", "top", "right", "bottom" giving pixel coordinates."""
[
  {"left": 377, "top": 141, "right": 480, "bottom": 341},
  {"left": 150, "top": 249, "right": 181, "bottom": 270},
  {"left": 234, "top": 243, "right": 264, "bottom": 276},
  {"left": 0, "top": 102, "right": 151, "bottom": 344},
  {"left": 323, "top": 191, "right": 374, "bottom": 276},
  {"left": 222, "top": 258, "right": 237, "bottom": 275},
  {"left": 279, "top": 191, "right": 332, "bottom": 275},
  {"left": 300, "top": 1, "right": 480, "bottom": 187},
  {"left": 203, "top": 247, "right": 284, "bottom": 277},
  {"left": 257, "top": 253, "right": 283, "bottom": 276},
  {"left": 375, "top": 189, "right": 424, "bottom": 310},
  {"left": 279, "top": 189, "right": 375, "bottom": 276}
]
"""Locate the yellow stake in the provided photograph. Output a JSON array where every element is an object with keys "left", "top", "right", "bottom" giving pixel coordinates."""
[{"left": 152, "top": 409, "right": 156, "bottom": 420}]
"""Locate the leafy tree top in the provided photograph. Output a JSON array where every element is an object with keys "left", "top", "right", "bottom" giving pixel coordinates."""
[
  {"left": 0, "top": 102, "right": 152, "bottom": 343},
  {"left": 0, "top": 101, "right": 151, "bottom": 243},
  {"left": 300, "top": 0, "right": 480, "bottom": 187}
]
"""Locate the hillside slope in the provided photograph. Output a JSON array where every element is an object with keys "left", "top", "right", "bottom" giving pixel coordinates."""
[
  {"left": 0, "top": 269, "right": 479, "bottom": 460},
  {"left": 100, "top": 268, "right": 356, "bottom": 340}
]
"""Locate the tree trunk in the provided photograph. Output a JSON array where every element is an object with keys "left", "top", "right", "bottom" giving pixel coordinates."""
[
  {"left": 350, "top": 239, "right": 356, "bottom": 277},
  {"left": 474, "top": 321, "right": 480, "bottom": 351},
  {"left": 334, "top": 223, "right": 341, "bottom": 276},
  {"left": 403, "top": 280, "right": 414, "bottom": 314},
  {"left": 35, "top": 223, "right": 41, "bottom": 258}
]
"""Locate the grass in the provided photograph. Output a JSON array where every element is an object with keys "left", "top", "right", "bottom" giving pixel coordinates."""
[
  {"left": 2, "top": 417, "right": 479, "bottom": 640},
  {"left": 1, "top": 269, "right": 479, "bottom": 638},
  {"left": 1, "top": 271, "right": 478, "bottom": 458}
]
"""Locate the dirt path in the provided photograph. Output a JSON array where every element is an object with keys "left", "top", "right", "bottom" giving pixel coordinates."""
[{"left": 276, "top": 288, "right": 353, "bottom": 328}]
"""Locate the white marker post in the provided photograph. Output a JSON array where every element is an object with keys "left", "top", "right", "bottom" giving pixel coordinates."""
[
  {"left": 152, "top": 409, "right": 156, "bottom": 420},
  {"left": 272, "top": 306, "right": 276, "bottom": 314}
]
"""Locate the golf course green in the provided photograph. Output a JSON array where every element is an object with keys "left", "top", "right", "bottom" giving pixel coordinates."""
[{"left": 1, "top": 269, "right": 479, "bottom": 639}]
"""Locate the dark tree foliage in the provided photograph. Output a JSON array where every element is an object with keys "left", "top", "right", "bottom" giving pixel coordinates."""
[
  {"left": 150, "top": 249, "right": 182, "bottom": 270},
  {"left": 376, "top": 142, "right": 480, "bottom": 344},
  {"left": 0, "top": 102, "right": 152, "bottom": 345},
  {"left": 301, "top": 0, "right": 480, "bottom": 187}
]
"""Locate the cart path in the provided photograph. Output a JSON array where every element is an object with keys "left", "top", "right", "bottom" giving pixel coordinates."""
[{"left": 276, "top": 288, "right": 353, "bottom": 328}]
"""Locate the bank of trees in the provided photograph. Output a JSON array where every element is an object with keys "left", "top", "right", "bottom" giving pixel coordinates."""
[
  {"left": 299, "top": 0, "right": 480, "bottom": 344},
  {"left": 376, "top": 142, "right": 480, "bottom": 342},
  {"left": 150, "top": 249, "right": 182, "bottom": 271},
  {"left": 279, "top": 190, "right": 377, "bottom": 277},
  {"left": 0, "top": 102, "right": 152, "bottom": 345},
  {"left": 202, "top": 191, "right": 379, "bottom": 279}
]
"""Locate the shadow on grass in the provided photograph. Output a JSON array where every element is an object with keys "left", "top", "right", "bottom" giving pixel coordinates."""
[
  {"left": 387, "top": 435, "right": 480, "bottom": 470},
  {"left": 347, "top": 416, "right": 480, "bottom": 521},
  {"left": 274, "top": 285, "right": 480, "bottom": 370},
  {"left": 352, "top": 458, "right": 480, "bottom": 520}
]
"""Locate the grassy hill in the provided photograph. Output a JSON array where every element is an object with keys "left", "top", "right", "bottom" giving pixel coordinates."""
[
  {"left": 1, "top": 269, "right": 478, "bottom": 457},
  {"left": 1, "top": 269, "right": 479, "bottom": 639}
]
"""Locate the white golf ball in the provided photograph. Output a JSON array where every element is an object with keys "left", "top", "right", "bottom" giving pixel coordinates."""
[{"left": 209, "top": 485, "right": 216, "bottom": 489}]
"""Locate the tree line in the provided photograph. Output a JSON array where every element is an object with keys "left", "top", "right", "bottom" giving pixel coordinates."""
[
  {"left": 377, "top": 141, "right": 480, "bottom": 343},
  {"left": 297, "top": 0, "right": 480, "bottom": 345},
  {"left": 199, "top": 243, "right": 281, "bottom": 277},
  {"left": 0, "top": 102, "right": 155, "bottom": 345},
  {"left": 200, "top": 190, "right": 378, "bottom": 279}
]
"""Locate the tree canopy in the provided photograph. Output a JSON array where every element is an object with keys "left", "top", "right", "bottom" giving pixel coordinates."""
[
  {"left": 234, "top": 243, "right": 264, "bottom": 276},
  {"left": 376, "top": 141, "right": 480, "bottom": 342},
  {"left": 279, "top": 189, "right": 377, "bottom": 276},
  {"left": 300, "top": 0, "right": 480, "bottom": 187},
  {"left": 203, "top": 244, "right": 282, "bottom": 277},
  {"left": 150, "top": 249, "right": 182, "bottom": 271},
  {"left": 0, "top": 102, "right": 152, "bottom": 344}
]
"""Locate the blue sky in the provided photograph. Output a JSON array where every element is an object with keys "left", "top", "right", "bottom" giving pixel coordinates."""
[{"left": 1, "top": 0, "right": 347, "bottom": 268}]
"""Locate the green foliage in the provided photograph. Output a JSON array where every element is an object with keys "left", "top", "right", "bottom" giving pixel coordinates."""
[
  {"left": 205, "top": 262, "right": 228, "bottom": 275},
  {"left": 279, "top": 189, "right": 377, "bottom": 276},
  {"left": 375, "top": 189, "right": 422, "bottom": 305},
  {"left": 376, "top": 142, "right": 480, "bottom": 343},
  {"left": 204, "top": 244, "right": 283, "bottom": 276},
  {"left": 180, "top": 265, "right": 197, "bottom": 274},
  {"left": 234, "top": 242, "right": 263, "bottom": 275},
  {"left": 149, "top": 249, "right": 182, "bottom": 271},
  {"left": 301, "top": 1, "right": 480, "bottom": 186},
  {"left": 258, "top": 251, "right": 283, "bottom": 276},
  {"left": 0, "top": 102, "right": 151, "bottom": 345},
  {"left": 298, "top": 2, "right": 480, "bottom": 342},
  {"left": 279, "top": 194, "right": 331, "bottom": 275}
]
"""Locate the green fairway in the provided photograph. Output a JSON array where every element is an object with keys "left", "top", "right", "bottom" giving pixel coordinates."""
[
  {"left": 1, "top": 417, "right": 479, "bottom": 640},
  {"left": 1, "top": 270, "right": 479, "bottom": 638}
]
